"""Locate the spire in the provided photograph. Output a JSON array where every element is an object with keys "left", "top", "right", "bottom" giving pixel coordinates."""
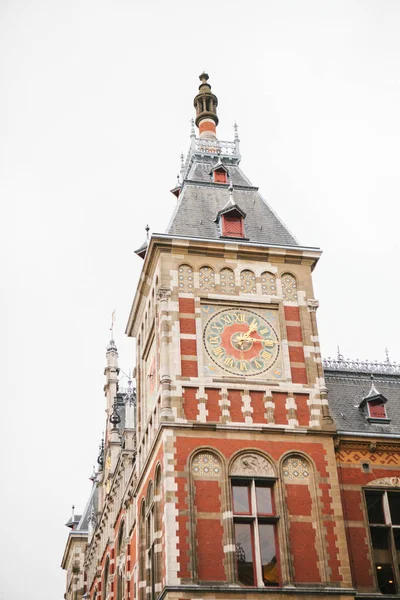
[
  {"left": 365, "top": 374, "right": 380, "bottom": 399},
  {"left": 193, "top": 72, "right": 219, "bottom": 140}
]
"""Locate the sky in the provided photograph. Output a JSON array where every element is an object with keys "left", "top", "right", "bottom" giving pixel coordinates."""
[{"left": 1, "top": 1, "right": 400, "bottom": 598}]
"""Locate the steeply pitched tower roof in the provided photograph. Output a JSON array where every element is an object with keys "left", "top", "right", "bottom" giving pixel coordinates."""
[{"left": 166, "top": 73, "right": 298, "bottom": 248}]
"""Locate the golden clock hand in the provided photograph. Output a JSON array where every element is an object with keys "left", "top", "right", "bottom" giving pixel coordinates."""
[{"left": 243, "top": 320, "right": 258, "bottom": 338}]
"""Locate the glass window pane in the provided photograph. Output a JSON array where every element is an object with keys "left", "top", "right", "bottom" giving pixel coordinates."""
[
  {"left": 232, "top": 484, "right": 251, "bottom": 514},
  {"left": 258, "top": 524, "right": 278, "bottom": 586},
  {"left": 256, "top": 485, "right": 273, "bottom": 515},
  {"left": 235, "top": 523, "right": 255, "bottom": 585},
  {"left": 366, "top": 491, "right": 385, "bottom": 524},
  {"left": 371, "top": 527, "right": 390, "bottom": 549},
  {"left": 376, "top": 563, "right": 396, "bottom": 594},
  {"left": 394, "top": 529, "right": 400, "bottom": 575},
  {"left": 388, "top": 493, "right": 400, "bottom": 525}
]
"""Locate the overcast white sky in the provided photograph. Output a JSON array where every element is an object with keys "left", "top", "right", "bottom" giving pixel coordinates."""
[{"left": 1, "top": 1, "right": 400, "bottom": 598}]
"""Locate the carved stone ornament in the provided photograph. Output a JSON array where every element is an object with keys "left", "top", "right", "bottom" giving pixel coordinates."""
[
  {"left": 307, "top": 299, "right": 319, "bottom": 312},
  {"left": 157, "top": 287, "right": 171, "bottom": 303},
  {"left": 366, "top": 477, "right": 400, "bottom": 487},
  {"left": 230, "top": 453, "right": 275, "bottom": 477}
]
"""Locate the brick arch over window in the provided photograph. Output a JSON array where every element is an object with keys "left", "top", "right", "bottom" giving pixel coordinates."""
[
  {"left": 189, "top": 449, "right": 228, "bottom": 583},
  {"left": 199, "top": 266, "right": 215, "bottom": 292},
  {"left": 219, "top": 268, "right": 235, "bottom": 294},
  {"left": 261, "top": 271, "right": 277, "bottom": 296},
  {"left": 281, "top": 273, "right": 298, "bottom": 302},
  {"left": 281, "top": 453, "right": 328, "bottom": 585},
  {"left": 240, "top": 269, "right": 256, "bottom": 294},
  {"left": 178, "top": 264, "right": 194, "bottom": 293}
]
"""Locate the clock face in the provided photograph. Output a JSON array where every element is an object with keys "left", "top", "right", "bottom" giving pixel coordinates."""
[{"left": 202, "top": 306, "right": 280, "bottom": 376}]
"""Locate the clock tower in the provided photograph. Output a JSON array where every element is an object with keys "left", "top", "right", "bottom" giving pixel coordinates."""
[{"left": 124, "top": 72, "right": 353, "bottom": 599}]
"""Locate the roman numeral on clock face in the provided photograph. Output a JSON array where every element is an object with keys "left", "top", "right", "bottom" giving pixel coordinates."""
[
  {"left": 213, "top": 346, "right": 224, "bottom": 357},
  {"left": 224, "top": 356, "right": 235, "bottom": 367}
]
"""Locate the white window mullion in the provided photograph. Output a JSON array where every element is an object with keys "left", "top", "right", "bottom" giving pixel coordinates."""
[
  {"left": 383, "top": 491, "right": 392, "bottom": 525},
  {"left": 251, "top": 482, "right": 263, "bottom": 586}
]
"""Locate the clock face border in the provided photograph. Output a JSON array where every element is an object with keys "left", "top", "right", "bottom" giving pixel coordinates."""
[{"left": 202, "top": 305, "right": 282, "bottom": 378}]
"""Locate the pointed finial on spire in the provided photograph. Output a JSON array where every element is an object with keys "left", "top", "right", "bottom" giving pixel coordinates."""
[
  {"left": 108, "top": 310, "right": 116, "bottom": 347},
  {"left": 71, "top": 505, "right": 75, "bottom": 520},
  {"left": 234, "top": 121, "right": 239, "bottom": 141},
  {"left": 89, "top": 465, "right": 96, "bottom": 482},
  {"left": 145, "top": 224, "right": 150, "bottom": 241},
  {"left": 190, "top": 118, "right": 195, "bottom": 137},
  {"left": 180, "top": 152, "right": 185, "bottom": 168},
  {"left": 337, "top": 346, "right": 344, "bottom": 361},
  {"left": 385, "top": 347, "right": 391, "bottom": 364},
  {"left": 229, "top": 180, "right": 234, "bottom": 202}
]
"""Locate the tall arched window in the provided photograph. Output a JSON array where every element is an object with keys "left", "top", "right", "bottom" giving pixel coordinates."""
[
  {"left": 139, "top": 502, "right": 146, "bottom": 600},
  {"left": 230, "top": 453, "right": 279, "bottom": 587},
  {"left": 103, "top": 557, "right": 110, "bottom": 600},
  {"left": 146, "top": 484, "right": 156, "bottom": 600},
  {"left": 116, "top": 521, "right": 126, "bottom": 600}
]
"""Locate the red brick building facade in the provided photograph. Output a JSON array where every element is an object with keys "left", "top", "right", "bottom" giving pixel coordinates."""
[{"left": 62, "top": 74, "right": 400, "bottom": 600}]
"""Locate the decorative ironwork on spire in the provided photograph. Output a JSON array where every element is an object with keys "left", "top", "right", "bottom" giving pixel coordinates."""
[
  {"left": 194, "top": 72, "right": 219, "bottom": 139},
  {"left": 323, "top": 356, "right": 400, "bottom": 375},
  {"left": 110, "top": 399, "right": 121, "bottom": 429},
  {"left": 97, "top": 436, "right": 104, "bottom": 471}
]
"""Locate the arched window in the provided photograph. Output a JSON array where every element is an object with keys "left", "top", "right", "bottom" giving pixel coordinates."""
[
  {"left": 240, "top": 270, "right": 256, "bottom": 294},
  {"left": 281, "top": 273, "right": 298, "bottom": 302},
  {"left": 116, "top": 521, "right": 126, "bottom": 600},
  {"left": 178, "top": 264, "right": 194, "bottom": 293},
  {"left": 261, "top": 272, "right": 276, "bottom": 296},
  {"left": 199, "top": 266, "right": 215, "bottom": 292},
  {"left": 103, "top": 557, "right": 110, "bottom": 600},
  {"left": 230, "top": 453, "right": 279, "bottom": 587},
  {"left": 146, "top": 484, "right": 155, "bottom": 600},
  {"left": 220, "top": 268, "right": 235, "bottom": 294},
  {"left": 139, "top": 502, "right": 146, "bottom": 600}
]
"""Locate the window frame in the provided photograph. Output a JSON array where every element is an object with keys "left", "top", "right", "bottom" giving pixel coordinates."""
[
  {"left": 365, "top": 488, "right": 400, "bottom": 594},
  {"left": 221, "top": 214, "right": 245, "bottom": 238},
  {"left": 146, "top": 501, "right": 156, "bottom": 600},
  {"left": 232, "top": 477, "right": 280, "bottom": 587},
  {"left": 213, "top": 168, "right": 228, "bottom": 184}
]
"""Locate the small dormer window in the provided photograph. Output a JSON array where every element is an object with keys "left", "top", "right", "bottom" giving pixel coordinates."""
[
  {"left": 214, "top": 168, "right": 227, "bottom": 184},
  {"left": 360, "top": 376, "right": 390, "bottom": 423},
  {"left": 368, "top": 399, "right": 387, "bottom": 420},
  {"left": 222, "top": 215, "right": 244, "bottom": 238}
]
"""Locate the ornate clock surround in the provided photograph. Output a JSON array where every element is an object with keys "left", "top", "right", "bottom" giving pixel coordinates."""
[{"left": 201, "top": 300, "right": 285, "bottom": 380}]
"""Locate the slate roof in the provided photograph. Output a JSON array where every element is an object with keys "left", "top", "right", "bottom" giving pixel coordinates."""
[
  {"left": 167, "top": 154, "right": 298, "bottom": 247},
  {"left": 324, "top": 368, "right": 400, "bottom": 436}
]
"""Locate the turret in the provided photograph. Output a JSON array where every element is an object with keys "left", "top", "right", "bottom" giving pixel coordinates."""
[{"left": 193, "top": 72, "right": 219, "bottom": 139}]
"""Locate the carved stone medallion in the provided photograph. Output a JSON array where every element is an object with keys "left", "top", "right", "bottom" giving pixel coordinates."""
[{"left": 230, "top": 453, "right": 275, "bottom": 477}]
